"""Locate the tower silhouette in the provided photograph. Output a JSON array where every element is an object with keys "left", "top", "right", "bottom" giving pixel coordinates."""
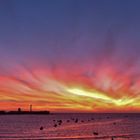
[{"left": 30, "top": 105, "right": 32, "bottom": 112}]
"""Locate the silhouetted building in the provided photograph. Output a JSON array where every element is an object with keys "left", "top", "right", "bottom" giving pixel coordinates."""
[{"left": 18, "top": 108, "right": 21, "bottom": 112}]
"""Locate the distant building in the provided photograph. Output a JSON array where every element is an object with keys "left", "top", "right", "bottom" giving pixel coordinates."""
[{"left": 18, "top": 108, "right": 21, "bottom": 112}]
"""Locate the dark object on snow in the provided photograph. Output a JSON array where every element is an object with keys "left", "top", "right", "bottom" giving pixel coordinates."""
[
  {"left": 93, "top": 132, "right": 98, "bottom": 135},
  {"left": 40, "top": 126, "right": 43, "bottom": 130}
]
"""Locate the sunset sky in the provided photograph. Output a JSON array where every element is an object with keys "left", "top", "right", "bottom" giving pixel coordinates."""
[{"left": 0, "top": 0, "right": 140, "bottom": 112}]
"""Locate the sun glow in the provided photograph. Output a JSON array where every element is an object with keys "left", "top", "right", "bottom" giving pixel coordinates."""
[
  {"left": 67, "top": 88, "right": 111, "bottom": 101},
  {"left": 67, "top": 87, "right": 135, "bottom": 106}
]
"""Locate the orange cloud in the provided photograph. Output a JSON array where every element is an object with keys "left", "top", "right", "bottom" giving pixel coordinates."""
[{"left": 0, "top": 64, "right": 140, "bottom": 113}]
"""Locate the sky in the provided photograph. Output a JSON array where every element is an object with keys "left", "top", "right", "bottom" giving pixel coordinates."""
[{"left": 0, "top": 0, "right": 140, "bottom": 112}]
